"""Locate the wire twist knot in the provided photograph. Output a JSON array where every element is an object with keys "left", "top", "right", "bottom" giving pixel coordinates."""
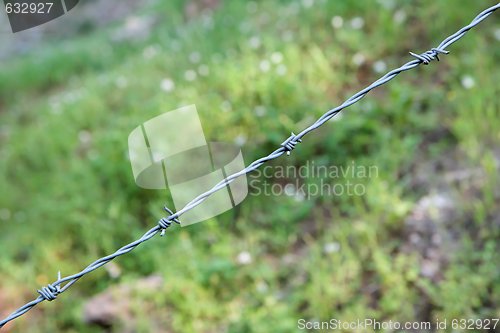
[
  {"left": 409, "top": 48, "right": 449, "bottom": 64},
  {"left": 158, "top": 206, "right": 180, "bottom": 236},
  {"left": 281, "top": 132, "right": 302, "bottom": 155},
  {"left": 37, "top": 272, "right": 62, "bottom": 301}
]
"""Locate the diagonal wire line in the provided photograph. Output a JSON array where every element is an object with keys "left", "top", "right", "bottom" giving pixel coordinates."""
[{"left": 1, "top": 2, "right": 499, "bottom": 329}]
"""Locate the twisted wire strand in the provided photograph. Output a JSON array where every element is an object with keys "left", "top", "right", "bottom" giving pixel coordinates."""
[{"left": 1, "top": 3, "right": 498, "bottom": 329}]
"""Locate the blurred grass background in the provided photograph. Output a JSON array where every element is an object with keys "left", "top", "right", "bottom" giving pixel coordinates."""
[{"left": 0, "top": 0, "right": 499, "bottom": 332}]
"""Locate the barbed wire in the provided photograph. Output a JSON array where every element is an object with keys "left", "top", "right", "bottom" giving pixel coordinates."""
[{"left": 1, "top": 2, "right": 499, "bottom": 329}]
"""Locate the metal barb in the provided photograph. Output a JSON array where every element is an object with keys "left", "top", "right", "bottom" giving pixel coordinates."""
[
  {"left": 158, "top": 207, "right": 180, "bottom": 236},
  {"left": 409, "top": 48, "right": 450, "bottom": 65},
  {"left": 37, "top": 272, "right": 62, "bottom": 302},
  {"left": 281, "top": 132, "right": 302, "bottom": 155},
  {"left": 1, "top": 2, "right": 498, "bottom": 329}
]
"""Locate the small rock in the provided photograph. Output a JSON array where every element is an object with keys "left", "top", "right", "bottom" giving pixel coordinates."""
[
  {"left": 184, "top": 0, "right": 220, "bottom": 19},
  {"left": 112, "top": 16, "right": 154, "bottom": 42},
  {"left": 403, "top": 192, "right": 458, "bottom": 282},
  {"left": 420, "top": 259, "right": 439, "bottom": 279},
  {"left": 83, "top": 275, "right": 163, "bottom": 328}
]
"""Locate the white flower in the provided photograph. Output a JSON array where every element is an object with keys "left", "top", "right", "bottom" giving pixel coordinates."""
[
  {"left": 373, "top": 60, "right": 387, "bottom": 73},
  {"left": 276, "top": 64, "right": 287, "bottom": 76},
  {"left": 249, "top": 36, "right": 261, "bottom": 49},
  {"left": 198, "top": 64, "right": 210, "bottom": 76},
  {"left": 352, "top": 52, "right": 366, "bottom": 66},
  {"left": 461, "top": 75, "right": 475, "bottom": 89},
  {"left": 284, "top": 183, "right": 296, "bottom": 196},
  {"left": 331, "top": 16, "right": 343, "bottom": 29},
  {"left": 115, "top": 76, "right": 128, "bottom": 88},
  {"left": 287, "top": 2, "right": 300, "bottom": 15},
  {"left": 270, "top": 52, "right": 284, "bottom": 64},
  {"left": 323, "top": 242, "right": 340, "bottom": 254},
  {"left": 211, "top": 53, "right": 222, "bottom": 63},
  {"left": 160, "top": 78, "right": 175, "bottom": 92},
  {"left": 78, "top": 130, "right": 92, "bottom": 145},
  {"left": 259, "top": 60, "right": 271, "bottom": 72},
  {"left": 142, "top": 45, "right": 160, "bottom": 59},
  {"left": 88, "top": 150, "right": 99, "bottom": 161},
  {"left": 221, "top": 100, "right": 232, "bottom": 112},
  {"left": 13, "top": 211, "right": 26, "bottom": 222},
  {"left": 256, "top": 281, "right": 268, "bottom": 293},
  {"left": 184, "top": 70, "right": 197, "bottom": 81},
  {"left": 247, "top": 1, "right": 258, "bottom": 13},
  {"left": 170, "top": 40, "right": 181, "bottom": 51},
  {"left": 377, "top": 0, "right": 396, "bottom": 10},
  {"left": 0, "top": 208, "right": 11, "bottom": 221},
  {"left": 393, "top": 9, "right": 406, "bottom": 24},
  {"left": 189, "top": 52, "right": 201, "bottom": 63},
  {"left": 350, "top": 17, "right": 364, "bottom": 30},
  {"left": 294, "top": 190, "right": 306, "bottom": 202},
  {"left": 282, "top": 254, "right": 295, "bottom": 264},
  {"left": 332, "top": 112, "right": 343, "bottom": 121},
  {"left": 50, "top": 101, "right": 62, "bottom": 115},
  {"left": 239, "top": 21, "right": 251, "bottom": 33},
  {"left": 254, "top": 106, "right": 266, "bottom": 117},
  {"left": 259, "top": 13, "right": 270, "bottom": 24},
  {"left": 201, "top": 14, "right": 214, "bottom": 30},
  {"left": 237, "top": 251, "right": 252, "bottom": 265},
  {"left": 64, "top": 90, "right": 81, "bottom": 103},
  {"left": 494, "top": 28, "right": 500, "bottom": 41},
  {"left": 234, "top": 134, "right": 247, "bottom": 146},
  {"left": 105, "top": 262, "right": 122, "bottom": 279},
  {"left": 302, "top": 0, "right": 314, "bottom": 8},
  {"left": 282, "top": 30, "right": 294, "bottom": 42}
]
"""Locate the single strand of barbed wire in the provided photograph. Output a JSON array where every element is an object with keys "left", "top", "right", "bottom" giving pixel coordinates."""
[
  {"left": 66, "top": 226, "right": 158, "bottom": 285},
  {"left": 177, "top": 160, "right": 272, "bottom": 214},
  {"left": 177, "top": 153, "right": 283, "bottom": 213},
  {"left": 457, "top": 4, "right": 499, "bottom": 32},
  {"left": 57, "top": 227, "right": 159, "bottom": 285},
  {"left": 21, "top": 7, "right": 500, "bottom": 318},
  {"left": 70, "top": 0, "right": 500, "bottom": 310},
  {"left": 0, "top": 298, "right": 43, "bottom": 327},
  {"left": 318, "top": 60, "right": 421, "bottom": 121},
  {"left": 1, "top": 3, "right": 498, "bottom": 329},
  {"left": 4, "top": 3, "right": 498, "bottom": 328},
  {"left": 45, "top": 225, "right": 161, "bottom": 295},
  {"left": 188, "top": 0, "right": 500, "bottom": 244},
  {"left": 299, "top": 61, "right": 421, "bottom": 138},
  {"left": 443, "top": 7, "right": 495, "bottom": 46},
  {"left": 1, "top": 221, "right": 168, "bottom": 324},
  {"left": 69, "top": 0, "right": 494, "bottom": 296},
  {"left": 173, "top": 2, "right": 500, "bottom": 220},
  {"left": 439, "top": 4, "right": 499, "bottom": 49},
  {"left": 21, "top": 226, "right": 163, "bottom": 316},
  {"left": 40, "top": 230, "right": 162, "bottom": 297},
  {"left": 306, "top": 63, "right": 418, "bottom": 132},
  {"left": 173, "top": 149, "right": 286, "bottom": 216}
]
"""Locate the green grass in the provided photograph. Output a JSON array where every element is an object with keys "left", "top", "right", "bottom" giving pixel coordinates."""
[{"left": 0, "top": 0, "right": 499, "bottom": 332}]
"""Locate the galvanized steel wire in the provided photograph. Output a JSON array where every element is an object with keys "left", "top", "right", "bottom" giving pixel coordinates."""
[{"left": 1, "top": 2, "right": 499, "bottom": 329}]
